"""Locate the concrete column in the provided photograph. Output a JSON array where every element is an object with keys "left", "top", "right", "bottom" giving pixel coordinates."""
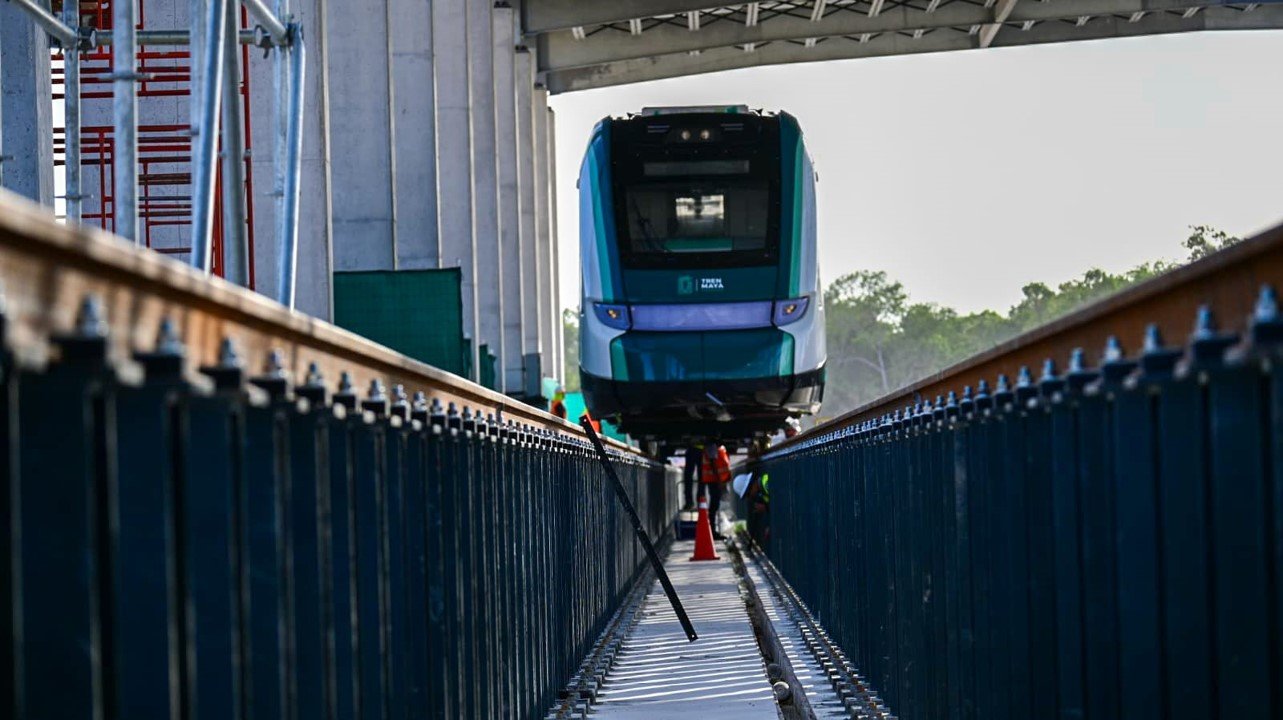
[
  {"left": 469, "top": 0, "right": 501, "bottom": 386},
  {"left": 391, "top": 0, "right": 437, "bottom": 269},
  {"left": 547, "top": 105, "right": 562, "bottom": 383},
  {"left": 494, "top": 3, "right": 523, "bottom": 393},
  {"left": 514, "top": 45, "right": 539, "bottom": 391},
  {"left": 434, "top": 0, "right": 478, "bottom": 379},
  {"left": 0, "top": 1, "right": 54, "bottom": 206},
  {"left": 532, "top": 83, "right": 551, "bottom": 388},
  {"left": 250, "top": 0, "right": 333, "bottom": 318},
  {"left": 326, "top": 0, "right": 397, "bottom": 272}
]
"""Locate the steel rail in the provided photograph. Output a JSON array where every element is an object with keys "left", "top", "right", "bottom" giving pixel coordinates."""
[
  {"left": 775, "top": 217, "right": 1283, "bottom": 453},
  {"left": 0, "top": 189, "right": 636, "bottom": 450}
]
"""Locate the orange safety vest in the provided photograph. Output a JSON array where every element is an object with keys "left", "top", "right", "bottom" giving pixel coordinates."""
[
  {"left": 550, "top": 399, "right": 567, "bottom": 419},
  {"left": 700, "top": 446, "right": 731, "bottom": 484}
]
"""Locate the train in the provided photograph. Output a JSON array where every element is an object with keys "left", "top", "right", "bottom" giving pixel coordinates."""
[{"left": 577, "top": 106, "right": 825, "bottom": 444}]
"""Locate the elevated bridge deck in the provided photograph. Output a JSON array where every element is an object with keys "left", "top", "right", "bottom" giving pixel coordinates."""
[{"left": 3, "top": 187, "right": 1283, "bottom": 720}]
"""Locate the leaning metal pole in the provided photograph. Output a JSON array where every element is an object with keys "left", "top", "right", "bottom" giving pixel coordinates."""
[
  {"left": 189, "top": 0, "right": 229, "bottom": 272},
  {"left": 219, "top": 0, "right": 250, "bottom": 285},
  {"left": 63, "top": 0, "right": 81, "bottom": 224},
  {"left": 112, "top": 0, "right": 138, "bottom": 242},
  {"left": 580, "top": 418, "right": 699, "bottom": 642},
  {"left": 275, "top": 23, "right": 305, "bottom": 308}
]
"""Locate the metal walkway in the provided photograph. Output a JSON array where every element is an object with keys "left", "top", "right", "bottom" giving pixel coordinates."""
[{"left": 591, "top": 539, "right": 778, "bottom": 718}]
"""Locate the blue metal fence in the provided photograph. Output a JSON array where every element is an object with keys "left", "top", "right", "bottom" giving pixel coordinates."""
[
  {"left": 1, "top": 297, "right": 677, "bottom": 720},
  {"left": 763, "top": 288, "right": 1283, "bottom": 720}
]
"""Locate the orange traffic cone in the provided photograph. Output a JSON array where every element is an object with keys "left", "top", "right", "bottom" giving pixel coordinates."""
[{"left": 689, "top": 491, "right": 719, "bottom": 561}]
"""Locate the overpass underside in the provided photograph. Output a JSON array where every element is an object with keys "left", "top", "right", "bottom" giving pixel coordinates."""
[{"left": 527, "top": 0, "right": 1283, "bottom": 92}]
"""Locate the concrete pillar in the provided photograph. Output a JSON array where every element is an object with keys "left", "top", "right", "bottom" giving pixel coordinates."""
[
  {"left": 0, "top": 1, "right": 54, "bottom": 206},
  {"left": 547, "top": 106, "right": 562, "bottom": 383},
  {"left": 532, "top": 83, "right": 551, "bottom": 388},
  {"left": 326, "top": 0, "right": 397, "bottom": 272},
  {"left": 494, "top": 3, "right": 523, "bottom": 393},
  {"left": 469, "top": 0, "right": 501, "bottom": 387},
  {"left": 250, "top": 0, "right": 333, "bottom": 319},
  {"left": 434, "top": 0, "right": 478, "bottom": 379},
  {"left": 391, "top": 0, "right": 437, "bottom": 269},
  {"left": 514, "top": 45, "right": 539, "bottom": 391}
]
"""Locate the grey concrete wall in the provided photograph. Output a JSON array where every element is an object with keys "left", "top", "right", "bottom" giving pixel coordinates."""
[
  {"left": 434, "top": 0, "right": 478, "bottom": 379},
  {"left": 0, "top": 1, "right": 55, "bottom": 206},
  {"left": 494, "top": 3, "right": 524, "bottom": 393},
  {"left": 469, "top": 0, "right": 502, "bottom": 387}
]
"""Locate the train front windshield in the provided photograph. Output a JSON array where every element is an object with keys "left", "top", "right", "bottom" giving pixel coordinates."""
[{"left": 613, "top": 119, "right": 779, "bottom": 270}]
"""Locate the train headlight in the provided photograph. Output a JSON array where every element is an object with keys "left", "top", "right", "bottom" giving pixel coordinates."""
[
  {"left": 772, "top": 297, "right": 809, "bottom": 326},
  {"left": 594, "top": 303, "right": 632, "bottom": 330}
]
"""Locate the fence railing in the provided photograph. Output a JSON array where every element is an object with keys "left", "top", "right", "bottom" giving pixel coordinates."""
[
  {"left": 763, "top": 287, "right": 1282, "bottom": 720},
  {"left": 0, "top": 191, "right": 678, "bottom": 720}
]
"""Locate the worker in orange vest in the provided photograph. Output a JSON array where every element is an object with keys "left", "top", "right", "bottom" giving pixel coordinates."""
[
  {"left": 700, "top": 442, "right": 732, "bottom": 539},
  {"left": 550, "top": 387, "right": 567, "bottom": 419}
]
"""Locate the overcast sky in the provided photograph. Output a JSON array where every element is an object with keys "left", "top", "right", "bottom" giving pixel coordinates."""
[{"left": 549, "top": 31, "right": 1283, "bottom": 316}]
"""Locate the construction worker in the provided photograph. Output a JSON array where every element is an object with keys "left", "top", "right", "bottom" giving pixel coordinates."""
[
  {"left": 682, "top": 444, "right": 703, "bottom": 510},
  {"left": 769, "top": 417, "right": 801, "bottom": 446},
  {"left": 550, "top": 387, "right": 567, "bottom": 419},
  {"left": 744, "top": 471, "right": 771, "bottom": 550},
  {"left": 700, "top": 442, "right": 732, "bottom": 539}
]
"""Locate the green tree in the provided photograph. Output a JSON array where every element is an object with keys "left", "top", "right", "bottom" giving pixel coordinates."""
[
  {"left": 562, "top": 308, "right": 581, "bottom": 391},
  {"left": 1183, "top": 225, "right": 1242, "bottom": 261}
]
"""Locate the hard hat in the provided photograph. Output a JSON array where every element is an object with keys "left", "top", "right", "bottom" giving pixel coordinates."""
[
  {"left": 785, "top": 417, "right": 801, "bottom": 431},
  {"left": 732, "top": 473, "right": 752, "bottom": 498}
]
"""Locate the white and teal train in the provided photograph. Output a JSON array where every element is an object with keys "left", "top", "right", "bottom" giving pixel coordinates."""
[{"left": 578, "top": 106, "right": 825, "bottom": 444}]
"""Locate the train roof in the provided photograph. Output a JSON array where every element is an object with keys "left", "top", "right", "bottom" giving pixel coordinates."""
[{"left": 637, "top": 105, "right": 756, "bottom": 117}]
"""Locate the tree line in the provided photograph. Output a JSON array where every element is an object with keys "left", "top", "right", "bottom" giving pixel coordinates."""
[{"left": 820, "top": 225, "right": 1241, "bottom": 416}]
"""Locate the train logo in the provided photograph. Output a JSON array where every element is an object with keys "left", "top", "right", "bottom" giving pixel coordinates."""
[
  {"left": 699, "top": 277, "right": 724, "bottom": 291},
  {"left": 678, "top": 276, "right": 694, "bottom": 295}
]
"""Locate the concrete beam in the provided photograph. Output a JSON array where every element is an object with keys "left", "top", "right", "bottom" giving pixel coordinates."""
[
  {"left": 0, "top": 1, "right": 55, "bottom": 206},
  {"left": 470, "top": 0, "right": 502, "bottom": 387},
  {"left": 494, "top": 3, "right": 525, "bottom": 393},
  {"left": 538, "top": 0, "right": 1232, "bottom": 72},
  {"left": 524, "top": 0, "right": 727, "bottom": 34},
  {"left": 546, "top": 4, "right": 1283, "bottom": 92},
  {"left": 435, "top": 0, "right": 478, "bottom": 380},
  {"left": 979, "top": 0, "right": 1020, "bottom": 49},
  {"left": 391, "top": 0, "right": 438, "bottom": 270}
]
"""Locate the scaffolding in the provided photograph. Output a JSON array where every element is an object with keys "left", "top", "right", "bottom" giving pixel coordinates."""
[{"left": 10, "top": 0, "right": 305, "bottom": 305}]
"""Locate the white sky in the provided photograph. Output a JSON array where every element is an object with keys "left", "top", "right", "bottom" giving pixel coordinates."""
[{"left": 549, "top": 31, "right": 1283, "bottom": 316}]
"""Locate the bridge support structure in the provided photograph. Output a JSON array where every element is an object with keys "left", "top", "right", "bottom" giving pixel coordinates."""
[{"left": 0, "top": 0, "right": 563, "bottom": 397}]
